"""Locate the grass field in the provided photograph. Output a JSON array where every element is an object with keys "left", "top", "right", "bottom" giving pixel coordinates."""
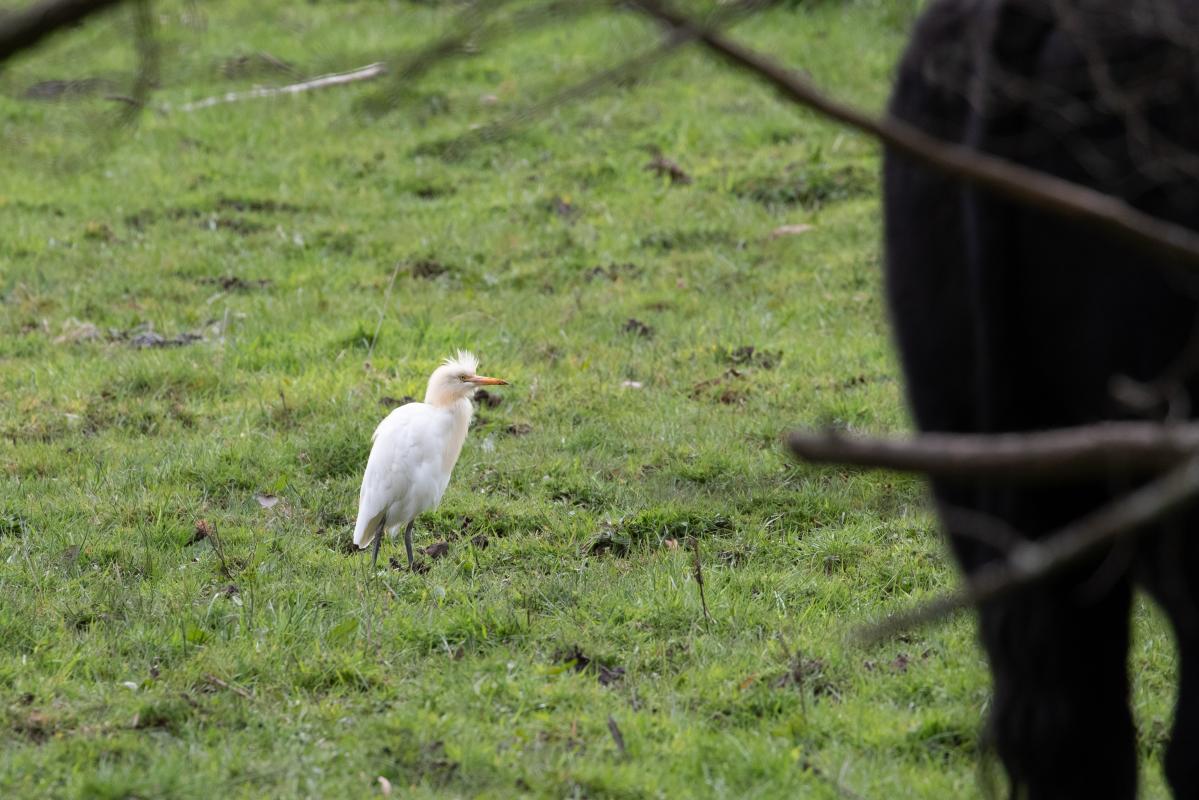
[{"left": 0, "top": 1, "right": 1181, "bottom": 797}]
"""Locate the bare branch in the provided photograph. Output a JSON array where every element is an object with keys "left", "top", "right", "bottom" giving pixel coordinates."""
[
  {"left": 0, "top": 0, "right": 125, "bottom": 66},
  {"left": 938, "top": 506, "right": 1026, "bottom": 554},
  {"left": 364, "top": 0, "right": 503, "bottom": 110},
  {"left": 118, "top": 0, "right": 157, "bottom": 123},
  {"left": 361, "top": 0, "right": 602, "bottom": 113},
  {"left": 858, "top": 455, "right": 1199, "bottom": 643},
  {"left": 459, "top": 30, "right": 692, "bottom": 150},
  {"left": 204, "top": 673, "right": 252, "bottom": 700},
  {"left": 175, "top": 63, "right": 387, "bottom": 112},
  {"left": 407, "top": 0, "right": 767, "bottom": 159},
  {"left": 787, "top": 423, "right": 1199, "bottom": 481},
  {"left": 628, "top": 0, "right": 1199, "bottom": 271}
]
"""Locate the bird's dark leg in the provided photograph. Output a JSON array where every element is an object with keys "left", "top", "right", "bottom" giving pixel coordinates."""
[
  {"left": 369, "top": 518, "right": 385, "bottom": 570},
  {"left": 403, "top": 521, "right": 415, "bottom": 571}
]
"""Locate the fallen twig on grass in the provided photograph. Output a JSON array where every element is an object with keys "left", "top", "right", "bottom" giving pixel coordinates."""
[
  {"left": 787, "top": 422, "right": 1199, "bottom": 481},
  {"left": 204, "top": 673, "right": 252, "bottom": 700},
  {"left": 858, "top": 455, "right": 1199, "bottom": 642},
  {"left": 175, "top": 62, "right": 386, "bottom": 112}
]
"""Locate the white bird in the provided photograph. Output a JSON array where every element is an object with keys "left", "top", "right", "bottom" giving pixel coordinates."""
[{"left": 353, "top": 351, "right": 508, "bottom": 570}]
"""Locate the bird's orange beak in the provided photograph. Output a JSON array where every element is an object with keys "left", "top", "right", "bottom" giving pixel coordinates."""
[{"left": 469, "top": 375, "right": 509, "bottom": 386}]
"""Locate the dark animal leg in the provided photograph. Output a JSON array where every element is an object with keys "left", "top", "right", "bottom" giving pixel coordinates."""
[
  {"left": 974, "top": 565, "right": 1136, "bottom": 800},
  {"left": 936, "top": 484, "right": 1139, "bottom": 800},
  {"left": 369, "top": 517, "right": 385, "bottom": 570},
  {"left": 403, "top": 520, "right": 415, "bottom": 571}
]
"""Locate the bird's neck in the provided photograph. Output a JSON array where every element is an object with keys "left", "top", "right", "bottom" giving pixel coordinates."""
[
  {"left": 440, "top": 397, "right": 474, "bottom": 474},
  {"left": 424, "top": 381, "right": 463, "bottom": 407}
]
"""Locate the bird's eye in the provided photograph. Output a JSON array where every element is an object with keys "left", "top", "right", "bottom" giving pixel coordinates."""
[{"left": 458, "top": 374, "right": 470, "bottom": 381}]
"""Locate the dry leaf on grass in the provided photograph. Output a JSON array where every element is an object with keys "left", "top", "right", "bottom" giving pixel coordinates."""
[{"left": 770, "top": 223, "right": 814, "bottom": 238}]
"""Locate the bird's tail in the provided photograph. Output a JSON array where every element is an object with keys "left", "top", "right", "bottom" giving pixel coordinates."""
[{"left": 353, "top": 507, "right": 385, "bottom": 550}]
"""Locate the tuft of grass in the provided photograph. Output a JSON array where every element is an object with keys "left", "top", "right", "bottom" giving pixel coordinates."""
[{"left": 733, "top": 160, "right": 875, "bottom": 211}]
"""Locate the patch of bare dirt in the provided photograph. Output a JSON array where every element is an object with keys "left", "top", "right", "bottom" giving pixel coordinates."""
[
  {"left": 585, "top": 262, "right": 642, "bottom": 282},
  {"left": 199, "top": 275, "right": 272, "bottom": 291},
  {"left": 409, "top": 259, "right": 449, "bottom": 279},
  {"left": 622, "top": 318, "right": 654, "bottom": 338},
  {"left": 554, "top": 645, "right": 626, "bottom": 686},
  {"left": 421, "top": 541, "right": 450, "bottom": 559},
  {"left": 644, "top": 153, "right": 692, "bottom": 185},
  {"left": 726, "top": 345, "right": 782, "bottom": 370},
  {"left": 473, "top": 389, "right": 502, "bottom": 408},
  {"left": 690, "top": 368, "right": 746, "bottom": 404}
]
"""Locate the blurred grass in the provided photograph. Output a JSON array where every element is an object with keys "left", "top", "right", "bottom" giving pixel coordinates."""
[{"left": 0, "top": 0, "right": 1177, "bottom": 797}]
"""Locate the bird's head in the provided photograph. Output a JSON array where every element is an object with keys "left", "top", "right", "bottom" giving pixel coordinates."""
[{"left": 425, "top": 350, "right": 508, "bottom": 406}]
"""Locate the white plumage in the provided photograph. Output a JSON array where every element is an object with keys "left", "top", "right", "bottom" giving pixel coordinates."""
[{"left": 353, "top": 351, "right": 508, "bottom": 569}]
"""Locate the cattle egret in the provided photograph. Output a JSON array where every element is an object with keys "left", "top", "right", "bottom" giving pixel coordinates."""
[{"left": 353, "top": 351, "right": 508, "bottom": 570}]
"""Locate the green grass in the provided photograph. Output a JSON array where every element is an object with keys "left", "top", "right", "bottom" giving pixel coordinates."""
[{"left": 0, "top": 1, "right": 1179, "bottom": 797}]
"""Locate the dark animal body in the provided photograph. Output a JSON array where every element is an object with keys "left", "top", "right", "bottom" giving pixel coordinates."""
[{"left": 884, "top": 1, "right": 1199, "bottom": 797}]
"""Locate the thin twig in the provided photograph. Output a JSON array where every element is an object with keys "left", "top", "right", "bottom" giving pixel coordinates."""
[
  {"left": 607, "top": 714, "right": 627, "bottom": 757},
  {"left": 629, "top": 0, "right": 1199, "bottom": 272},
  {"left": 938, "top": 506, "right": 1026, "bottom": 554},
  {"left": 425, "top": 0, "right": 767, "bottom": 158},
  {"left": 206, "top": 522, "right": 234, "bottom": 582},
  {"left": 367, "top": 261, "right": 403, "bottom": 361},
  {"left": 858, "top": 455, "right": 1199, "bottom": 642},
  {"left": 204, "top": 673, "right": 252, "bottom": 700},
  {"left": 361, "top": 581, "right": 374, "bottom": 655},
  {"left": 381, "top": 578, "right": 400, "bottom": 603},
  {"left": 691, "top": 537, "right": 712, "bottom": 630},
  {"left": 175, "top": 62, "right": 386, "bottom": 112},
  {"left": 787, "top": 423, "right": 1199, "bottom": 481},
  {"left": 117, "top": 0, "right": 157, "bottom": 123},
  {"left": 366, "top": 0, "right": 508, "bottom": 108},
  {"left": 360, "top": 0, "right": 605, "bottom": 115},
  {"left": 776, "top": 631, "right": 805, "bottom": 715},
  {"left": 463, "top": 31, "right": 691, "bottom": 148}
]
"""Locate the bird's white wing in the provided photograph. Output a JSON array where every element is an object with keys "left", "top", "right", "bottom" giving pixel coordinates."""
[{"left": 352, "top": 403, "right": 454, "bottom": 548}]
